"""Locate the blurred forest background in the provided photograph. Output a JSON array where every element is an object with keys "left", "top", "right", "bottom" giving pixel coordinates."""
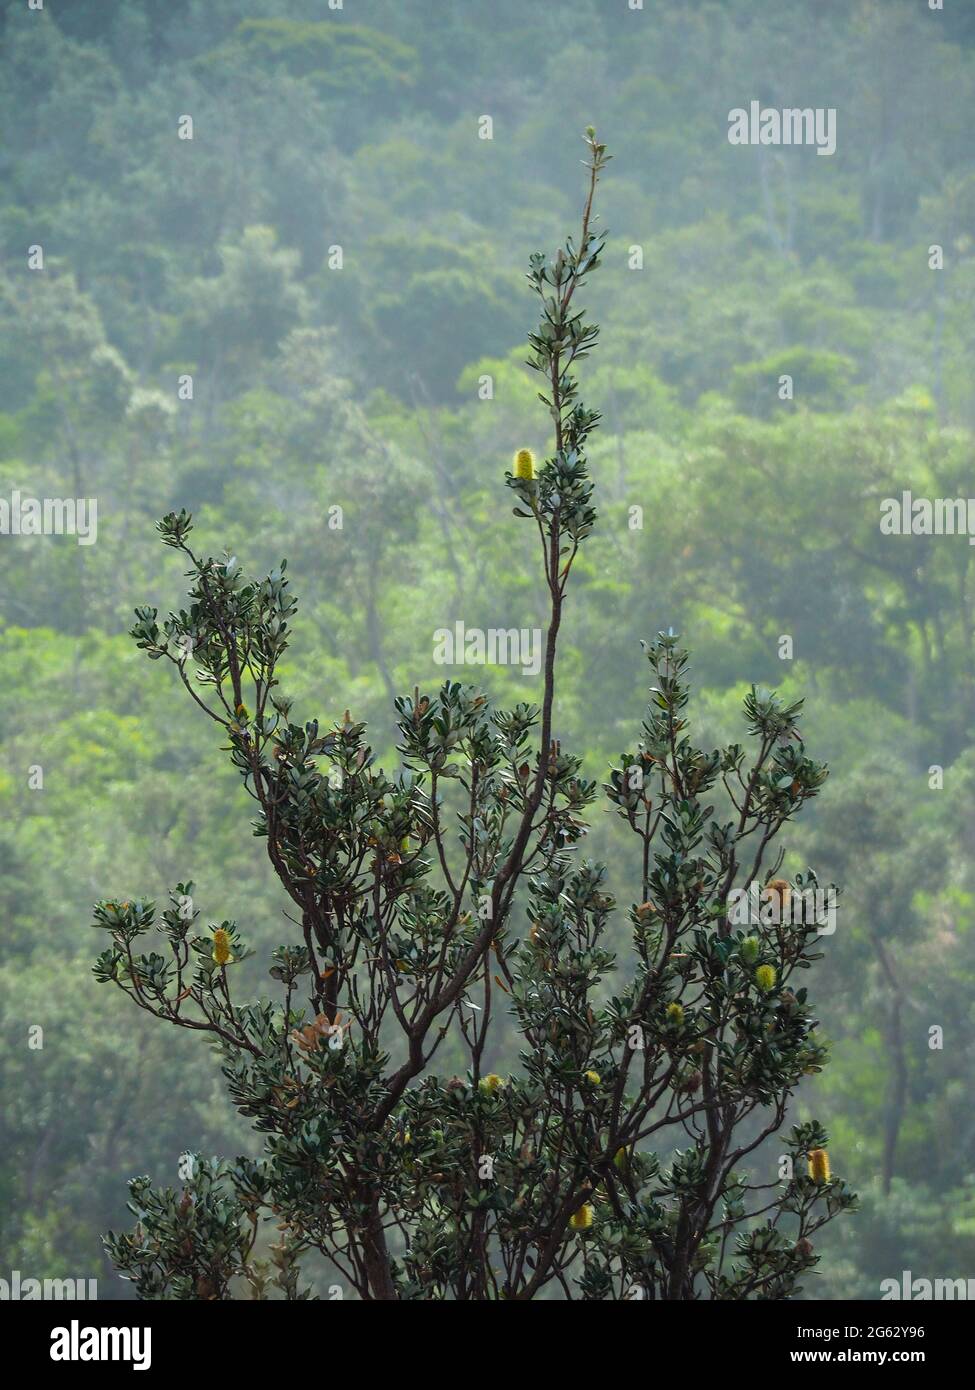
[{"left": 2, "top": 0, "right": 975, "bottom": 1299}]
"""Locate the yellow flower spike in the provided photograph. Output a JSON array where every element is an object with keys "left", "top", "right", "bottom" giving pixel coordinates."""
[
  {"left": 584, "top": 1069, "right": 601, "bottom": 1086},
  {"left": 755, "top": 963, "right": 777, "bottom": 993},
  {"left": 570, "top": 1202, "right": 594, "bottom": 1231},
  {"left": 808, "top": 1148, "right": 831, "bottom": 1184},
  {"left": 739, "top": 935, "right": 760, "bottom": 965},
  {"left": 666, "top": 1001, "right": 684, "bottom": 1028},
  {"left": 513, "top": 448, "right": 536, "bottom": 481},
  {"left": 478, "top": 1073, "right": 505, "bottom": 1096},
  {"left": 211, "top": 927, "right": 234, "bottom": 966}
]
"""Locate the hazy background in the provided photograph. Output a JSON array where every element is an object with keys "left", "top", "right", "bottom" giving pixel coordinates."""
[{"left": 2, "top": 0, "right": 975, "bottom": 1298}]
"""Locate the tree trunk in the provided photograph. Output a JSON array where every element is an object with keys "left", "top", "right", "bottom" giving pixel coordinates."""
[{"left": 360, "top": 1199, "right": 398, "bottom": 1300}]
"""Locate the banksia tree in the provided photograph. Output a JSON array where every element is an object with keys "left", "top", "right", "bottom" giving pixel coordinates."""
[{"left": 93, "top": 132, "right": 855, "bottom": 1301}]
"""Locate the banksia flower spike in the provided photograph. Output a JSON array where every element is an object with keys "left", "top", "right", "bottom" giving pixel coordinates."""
[
  {"left": 808, "top": 1148, "right": 831, "bottom": 1184},
  {"left": 763, "top": 878, "right": 792, "bottom": 918},
  {"left": 740, "top": 935, "right": 760, "bottom": 965},
  {"left": 570, "top": 1202, "right": 594, "bottom": 1231},
  {"left": 513, "top": 447, "right": 536, "bottom": 481},
  {"left": 211, "top": 927, "right": 234, "bottom": 966},
  {"left": 755, "top": 963, "right": 777, "bottom": 992},
  {"left": 478, "top": 1073, "right": 505, "bottom": 1096},
  {"left": 666, "top": 1001, "right": 685, "bottom": 1028}
]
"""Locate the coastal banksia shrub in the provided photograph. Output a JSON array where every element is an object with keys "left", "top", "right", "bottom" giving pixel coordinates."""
[{"left": 93, "top": 132, "right": 856, "bottom": 1301}]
